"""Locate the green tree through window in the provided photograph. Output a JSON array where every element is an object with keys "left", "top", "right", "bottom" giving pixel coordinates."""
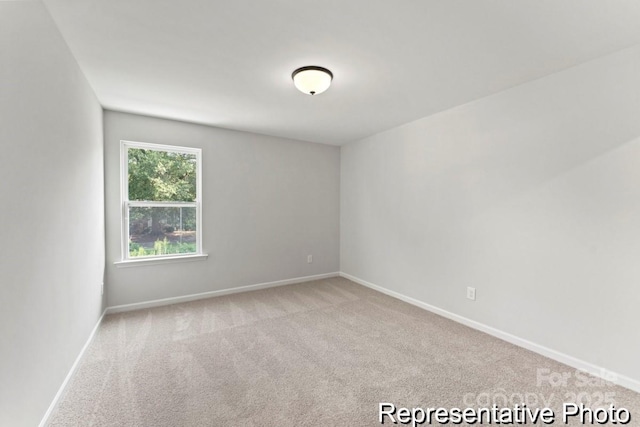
[
  {"left": 128, "top": 149, "right": 196, "bottom": 202},
  {"left": 122, "top": 142, "right": 202, "bottom": 259}
]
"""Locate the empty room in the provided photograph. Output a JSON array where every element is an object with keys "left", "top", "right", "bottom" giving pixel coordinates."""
[{"left": 2, "top": 0, "right": 640, "bottom": 425}]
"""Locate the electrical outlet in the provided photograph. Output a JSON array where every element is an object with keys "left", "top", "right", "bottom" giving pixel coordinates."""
[
  {"left": 307, "top": 254, "right": 313, "bottom": 264},
  {"left": 467, "top": 287, "right": 476, "bottom": 301}
]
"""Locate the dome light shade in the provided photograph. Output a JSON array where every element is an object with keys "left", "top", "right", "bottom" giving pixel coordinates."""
[{"left": 292, "top": 66, "right": 333, "bottom": 95}]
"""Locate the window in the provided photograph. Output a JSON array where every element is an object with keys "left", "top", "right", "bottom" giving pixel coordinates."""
[{"left": 120, "top": 141, "right": 203, "bottom": 262}]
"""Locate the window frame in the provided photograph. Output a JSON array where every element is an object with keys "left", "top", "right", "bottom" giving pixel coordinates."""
[{"left": 119, "top": 140, "right": 204, "bottom": 264}]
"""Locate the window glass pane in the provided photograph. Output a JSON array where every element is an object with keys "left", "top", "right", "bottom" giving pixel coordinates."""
[
  {"left": 128, "top": 148, "right": 197, "bottom": 202},
  {"left": 129, "top": 206, "right": 197, "bottom": 257}
]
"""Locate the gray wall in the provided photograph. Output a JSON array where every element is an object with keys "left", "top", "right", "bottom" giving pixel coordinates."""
[
  {"left": 104, "top": 111, "right": 340, "bottom": 307},
  {"left": 341, "top": 46, "right": 640, "bottom": 383},
  {"left": 0, "top": 2, "right": 105, "bottom": 426}
]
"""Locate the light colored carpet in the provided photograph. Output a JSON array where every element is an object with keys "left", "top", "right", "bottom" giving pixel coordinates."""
[{"left": 48, "top": 277, "right": 640, "bottom": 426}]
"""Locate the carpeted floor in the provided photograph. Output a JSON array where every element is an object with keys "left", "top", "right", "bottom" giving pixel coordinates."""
[{"left": 48, "top": 277, "right": 640, "bottom": 426}]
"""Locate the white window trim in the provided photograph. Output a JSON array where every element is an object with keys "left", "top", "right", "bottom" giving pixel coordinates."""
[
  {"left": 117, "top": 140, "right": 205, "bottom": 265},
  {"left": 114, "top": 254, "right": 208, "bottom": 268}
]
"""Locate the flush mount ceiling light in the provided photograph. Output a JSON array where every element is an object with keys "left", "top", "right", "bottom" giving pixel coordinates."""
[{"left": 292, "top": 66, "right": 333, "bottom": 95}]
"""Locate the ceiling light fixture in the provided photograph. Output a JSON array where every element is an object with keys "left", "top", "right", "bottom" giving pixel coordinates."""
[{"left": 292, "top": 66, "right": 333, "bottom": 95}]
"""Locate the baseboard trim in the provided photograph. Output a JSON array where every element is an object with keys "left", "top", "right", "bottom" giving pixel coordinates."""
[
  {"left": 339, "top": 272, "right": 640, "bottom": 394},
  {"left": 106, "top": 272, "right": 340, "bottom": 314},
  {"left": 39, "top": 308, "right": 107, "bottom": 427}
]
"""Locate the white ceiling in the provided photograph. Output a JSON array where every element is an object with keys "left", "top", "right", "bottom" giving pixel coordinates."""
[{"left": 43, "top": 0, "right": 640, "bottom": 145}]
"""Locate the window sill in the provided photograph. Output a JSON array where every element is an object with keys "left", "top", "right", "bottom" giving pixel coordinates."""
[{"left": 114, "top": 254, "right": 208, "bottom": 268}]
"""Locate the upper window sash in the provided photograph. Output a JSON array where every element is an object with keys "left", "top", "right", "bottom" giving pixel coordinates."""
[{"left": 121, "top": 140, "right": 202, "bottom": 203}]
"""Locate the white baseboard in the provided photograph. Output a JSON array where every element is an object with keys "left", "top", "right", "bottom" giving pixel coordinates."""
[
  {"left": 106, "top": 272, "right": 340, "bottom": 314},
  {"left": 39, "top": 309, "right": 107, "bottom": 427},
  {"left": 339, "top": 272, "right": 640, "bottom": 394}
]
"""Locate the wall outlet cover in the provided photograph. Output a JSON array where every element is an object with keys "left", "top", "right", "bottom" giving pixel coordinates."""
[{"left": 467, "top": 287, "right": 476, "bottom": 301}]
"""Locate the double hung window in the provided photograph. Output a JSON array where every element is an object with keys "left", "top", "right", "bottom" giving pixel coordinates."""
[{"left": 120, "top": 141, "right": 202, "bottom": 261}]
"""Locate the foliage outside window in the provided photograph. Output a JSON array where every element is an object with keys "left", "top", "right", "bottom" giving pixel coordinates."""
[{"left": 121, "top": 141, "right": 202, "bottom": 260}]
